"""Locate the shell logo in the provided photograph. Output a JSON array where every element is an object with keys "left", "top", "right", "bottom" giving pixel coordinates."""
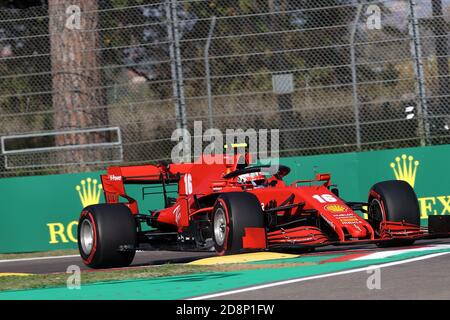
[{"left": 324, "top": 204, "right": 348, "bottom": 213}]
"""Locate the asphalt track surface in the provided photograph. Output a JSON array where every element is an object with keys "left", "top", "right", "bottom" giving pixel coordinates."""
[
  {"left": 0, "top": 250, "right": 214, "bottom": 274},
  {"left": 0, "top": 243, "right": 423, "bottom": 274},
  {"left": 2, "top": 239, "right": 450, "bottom": 299},
  {"left": 215, "top": 250, "right": 450, "bottom": 300},
  {"left": 1, "top": 238, "right": 448, "bottom": 274}
]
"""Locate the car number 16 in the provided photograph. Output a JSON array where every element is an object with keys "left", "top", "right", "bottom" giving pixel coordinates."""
[{"left": 312, "top": 194, "right": 337, "bottom": 203}]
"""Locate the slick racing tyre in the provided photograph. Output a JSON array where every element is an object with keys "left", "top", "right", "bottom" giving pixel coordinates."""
[
  {"left": 78, "top": 203, "right": 137, "bottom": 268},
  {"left": 368, "top": 180, "right": 420, "bottom": 247},
  {"left": 212, "top": 192, "right": 265, "bottom": 255}
]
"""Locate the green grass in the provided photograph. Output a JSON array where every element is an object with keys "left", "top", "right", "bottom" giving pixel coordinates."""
[
  {"left": 0, "top": 249, "right": 78, "bottom": 260},
  {"left": 0, "top": 262, "right": 312, "bottom": 292},
  {"left": 0, "top": 264, "right": 211, "bottom": 291}
]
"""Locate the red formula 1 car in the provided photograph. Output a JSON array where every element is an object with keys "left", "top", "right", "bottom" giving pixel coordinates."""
[{"left": 77, "top": 152, "right": 450, "bottom": 268}]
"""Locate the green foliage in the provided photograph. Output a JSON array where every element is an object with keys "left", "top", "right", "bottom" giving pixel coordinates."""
[
  {"left": 0, "top": 0, "right": 356, "bottom": 100},
  {"left": 110, "top": 0, "right": 129, "bottom": 8},
  {"left": 0, "top": 5, "right": 51, "bottom": 117},
  {"left": 380, "top": 63, "right": 400, "bottom": 87}
]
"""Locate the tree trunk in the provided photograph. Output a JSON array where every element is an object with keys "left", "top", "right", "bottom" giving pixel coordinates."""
[{"left": 48, "top": 0, "right": 108, "bottom": 167}]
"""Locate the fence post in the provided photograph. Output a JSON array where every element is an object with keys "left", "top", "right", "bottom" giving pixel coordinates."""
[
  {"left": 165, "top": 0, "right": 189, "bottom": 161},
  {"left": 270, "top": 0, "right": 294, "bottom": 154},
  {"left": 205, "top": 16, "right": 217, "bottom": 129},
  {"left": 408, "top": 0, "right": 429, "bottom": 146},
  {"left": 165, "top": 0, "right": 187, "bottom": 131},
  {"left": 350, "top": 4, "right": 362, "bottom": 151}
]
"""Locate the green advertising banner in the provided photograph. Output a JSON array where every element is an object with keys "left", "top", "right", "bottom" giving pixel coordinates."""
[
  {"left": 283, "top": 144, "right": 450, "bottom": 221},
  {"left": 0, "top": 144, "right": 449, "bottom": 253},
  {"left": 0, "top": 172, "right": 104, "bottom": 253}
]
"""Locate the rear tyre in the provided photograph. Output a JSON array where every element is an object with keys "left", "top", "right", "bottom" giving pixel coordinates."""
[
  {"left": 368, "top": 180, "right": 420, "bottom": 247},
  {"left": 212, "top": 192, "right": 265, "bottom": 255},
  {"left": 78, "top": 203, "right": 137, "bottom": 268}
]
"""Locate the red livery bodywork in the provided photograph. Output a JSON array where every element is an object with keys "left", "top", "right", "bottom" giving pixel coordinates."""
[{"left": 94, "top": 152, "right": 444, "bottom": 254}]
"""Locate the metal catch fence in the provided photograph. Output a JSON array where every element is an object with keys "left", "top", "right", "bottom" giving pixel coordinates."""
[{"left": 0, "top": 0, "right": 449, "bottom": 176}]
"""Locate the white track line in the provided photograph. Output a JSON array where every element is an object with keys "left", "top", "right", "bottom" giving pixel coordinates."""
[
  {"left": 188, "top": 251, "right": 450, "bottom": 300},
  {"left": 0, "top": 254, "right": 79, "bottom": 263},
  {"left": 352, "top": 244, "right": 450, "bottom": 260}
]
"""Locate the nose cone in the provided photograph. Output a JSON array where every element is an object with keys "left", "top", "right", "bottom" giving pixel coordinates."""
[{"left": 345, "top": 223, "right": 368, "bottom": 239}]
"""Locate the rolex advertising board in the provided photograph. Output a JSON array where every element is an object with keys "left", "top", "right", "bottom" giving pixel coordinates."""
[
  {"left": 0, "top": 144, "right": 448, "bottom": 253},
  {"left": 283, "top": 144, "right": 450, "bottom": 222},
  {"left": 0, "top": 174, "right": 105, "bottom": 253}
]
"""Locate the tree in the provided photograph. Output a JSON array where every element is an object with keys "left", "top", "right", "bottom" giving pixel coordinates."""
[{"left": 48, "top": 0, "right": 108, "bottom": 166}]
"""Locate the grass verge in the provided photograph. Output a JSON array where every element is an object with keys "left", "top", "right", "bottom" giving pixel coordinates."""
[{"left": 0, "top": 262, "right": 313, "bottom": 292}]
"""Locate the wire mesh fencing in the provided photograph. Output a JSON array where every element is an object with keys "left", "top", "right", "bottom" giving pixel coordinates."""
[{"left": 0, "top": 0, "right": 449, "bottom": 177}]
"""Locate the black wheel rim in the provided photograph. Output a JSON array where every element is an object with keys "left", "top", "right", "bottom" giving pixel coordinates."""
[{"left": 368, "top": 199, "right": 384, "bottom": 235}]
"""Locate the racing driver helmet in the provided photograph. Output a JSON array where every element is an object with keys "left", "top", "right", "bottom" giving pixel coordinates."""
[{"left": 237, "top": 172, "right": 266, "bottom": 186}]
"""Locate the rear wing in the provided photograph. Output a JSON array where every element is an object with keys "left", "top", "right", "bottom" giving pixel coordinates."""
[{"left": 100, "top": 164, "right": 181, "bottom": 214}]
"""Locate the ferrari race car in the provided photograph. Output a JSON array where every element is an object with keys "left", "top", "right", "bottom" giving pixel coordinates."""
[{"left": 77, "top": 151, "right": 450, "bottom": 268}]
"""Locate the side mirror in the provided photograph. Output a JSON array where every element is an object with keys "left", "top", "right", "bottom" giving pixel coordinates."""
[
  {"left": 331, "top": 187, "right": 339, "bottom": 198},
  {"left": 315, "top": 173, "right": 331, "bottom": 187}
]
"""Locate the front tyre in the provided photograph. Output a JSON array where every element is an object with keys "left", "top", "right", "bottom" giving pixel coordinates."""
[
  {"left": 368, "top": 180, "right": 420, "bottom": 247},
  {"left": 78, "top": 203, "right": 137, "bottom": 268},
  {"left": 212, "top": 192, "right": 266, "bottom": 255}
]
